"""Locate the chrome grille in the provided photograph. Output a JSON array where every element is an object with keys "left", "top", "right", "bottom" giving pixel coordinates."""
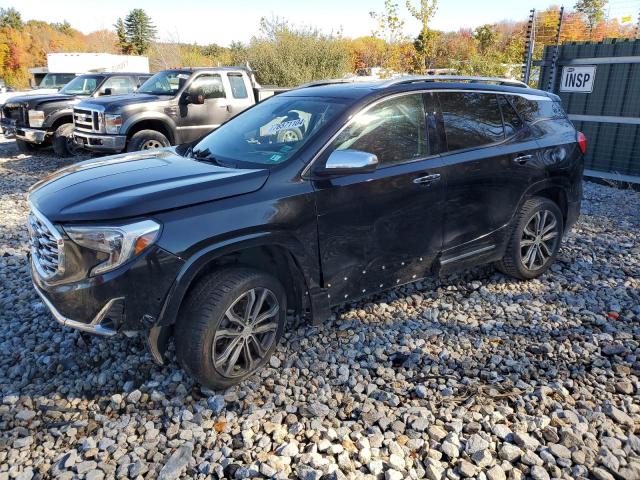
[
  {"left": 28, "top": 207, "right": 65, "bottom": 280},
  {"left": 73, "top": 107, "right": 102, "bottom": 133},
  {"left": 2, "top": 105, "right": 26, "bottom": 125}
]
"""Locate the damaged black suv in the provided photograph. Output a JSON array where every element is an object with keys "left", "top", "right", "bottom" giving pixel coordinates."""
[{"left": 28, "top": 76, "right": 585, "bottom": 389}]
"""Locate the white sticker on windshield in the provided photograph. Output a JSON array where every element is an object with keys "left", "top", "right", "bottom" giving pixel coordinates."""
[{"left": 267, "top": 118, "right": 304, "bottom": 135}]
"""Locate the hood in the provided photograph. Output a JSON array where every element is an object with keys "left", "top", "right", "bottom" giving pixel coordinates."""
[
  {"left": 5, "top": 93, "right": 77, "bottom": 110},
  {"left": 0, "top": 88, "right": 58, "bottom": 105},
  {"left": 79, "top": 92, "right": 167, "bottom": 112},
  {"left": 29, "top": 148, "right": 269, "bottom": 223}
]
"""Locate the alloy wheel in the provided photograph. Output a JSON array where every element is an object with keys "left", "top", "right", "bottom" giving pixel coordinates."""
[
  {"left": 212, "top": 287, "right": 280, "bottom": 378},
  {"left": 519, "top": 209, "right": 560, "bottom": 271},
  {"left": 280, "top": 129, "right": 300, "bottom": 143}
]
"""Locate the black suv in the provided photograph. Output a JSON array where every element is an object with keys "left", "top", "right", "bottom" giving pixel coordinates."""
[
  {"left": 1, "top": 73, "right": 150, "bottom": 156},
  {"left": 27, "top": 76, "right": 584, "bottom": 389}
]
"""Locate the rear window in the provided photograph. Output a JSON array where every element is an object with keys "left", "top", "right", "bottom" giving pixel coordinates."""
[
  {"left": 228, "top": 73, "right": 248, "bottom": 99},
  {"left": 498, "top": 95, "right": 524, "bottom": 138},
  {"left": 439, "top": 92, "right": 504, "bottom": 152},
  {"left": 507, "top": 96, "right": 566, "bottom": 123}
]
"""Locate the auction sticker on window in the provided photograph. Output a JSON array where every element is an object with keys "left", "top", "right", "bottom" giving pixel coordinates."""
[
  {"left": 268, "top": 118, "right": 304, "bottom": 135},
  {"left": 560, "top": 66, "right": 596, "bottom": 93}
]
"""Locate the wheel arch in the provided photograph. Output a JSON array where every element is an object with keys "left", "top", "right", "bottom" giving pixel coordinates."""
[
  {"left": 122, "top": 113, "right": 176, "bottom": 144},
  {"left": 525, "top": 182, "right": 569, "bottom": 225}
]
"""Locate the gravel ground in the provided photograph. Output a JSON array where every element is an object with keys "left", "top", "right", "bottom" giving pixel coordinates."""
[{"left": 0, "top": 137, "right": 639, "bottom": 480}]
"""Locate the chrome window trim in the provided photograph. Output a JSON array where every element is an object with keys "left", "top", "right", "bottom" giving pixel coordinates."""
[{"left": 300, "top": 88, "right": 552, "bottom": 178}]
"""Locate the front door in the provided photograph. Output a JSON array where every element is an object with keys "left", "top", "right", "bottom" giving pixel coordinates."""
[
  {"left": 178, "top": 73, "right": 230, "bottom": 143},
  {"left": 312, "top": 92, "right": 446, "bottom": 304}
]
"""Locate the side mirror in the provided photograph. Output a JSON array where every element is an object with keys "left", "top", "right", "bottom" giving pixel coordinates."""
[
  {"left": 183, "top": 92, "right": 205, "bottom": 105},
  {"left": 102, "top": 87, "right": 113, "bottom": 96},
  {"left": 318, "top": 149, "right": 379, "bottom": 176}
]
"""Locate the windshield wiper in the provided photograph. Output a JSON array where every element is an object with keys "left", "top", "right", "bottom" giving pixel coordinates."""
[{"left": 190, "top": 147, "right": 226, "bottom": 166}]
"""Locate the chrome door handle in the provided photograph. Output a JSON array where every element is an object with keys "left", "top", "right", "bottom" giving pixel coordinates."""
[
  {"left": 413, "top": 173, "right": 441, "bottom": 185},
  {"left": 513, "top": 154, "right": 533, "bottom": 165}
]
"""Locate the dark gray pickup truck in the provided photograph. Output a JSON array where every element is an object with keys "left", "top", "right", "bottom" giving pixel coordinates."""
[
  {"left": 73, "top": 67, "right": 287, "bottom": 153},
  {"left": 1, "top": 73, "right": 150, "bottom": 156}
]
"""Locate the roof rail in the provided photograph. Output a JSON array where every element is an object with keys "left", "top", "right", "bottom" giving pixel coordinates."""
[
  {"left": 377, "top": 75, "right": 530, "bottom": 89},
  {"left": 296, "top": 78, "right": 362, "bottom": 89}
]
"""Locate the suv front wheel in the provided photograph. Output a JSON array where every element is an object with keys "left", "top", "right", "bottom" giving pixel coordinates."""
[
  {"left": 497, "top": 197, "right": 564, "bottom": 280},
  {"left": 175, "top": 268, "right": 287, "bottom": 390}
]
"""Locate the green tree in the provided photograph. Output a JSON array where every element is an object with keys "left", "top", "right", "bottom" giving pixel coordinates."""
[
  {"left": 52, "top": 20, "right": 73, "bottom": 35},
  {"left": 0, "top": 7, "right": 23, "bottom": 29},
  {"left": 119, "top": 9, "right": 156, "bottom": 55},
  {"left": 474, "top": 24, "right": 497, "bottom": 53},
  {"left": 574, "top": 0, "right": 608, "bottom": 37},
  {"left": 406, "top": 0, "right": 438, "bottom": 71}
]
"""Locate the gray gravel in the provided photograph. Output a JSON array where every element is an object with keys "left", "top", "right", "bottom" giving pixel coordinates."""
[{"left": 1, "top": 137, "right": 639, "bottom": 480}]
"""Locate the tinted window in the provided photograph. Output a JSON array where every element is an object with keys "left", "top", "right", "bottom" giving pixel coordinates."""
[
  {"left": 59, "top": 75, "right": 104, "bottom": 95},
  {"left": 189, "top": 74, "right": 225, "bottom": 99},
  {"left": 228, "top": 73, "right": 248, "bottom": 99},
  {"left": 508, "top": 96, "right": 566, "bottom": 123},
  {"left": 498, "top": 95, "right": 523, "bottom": 138},
  {"left": 331, "top": 93, "right": 428, "bottom": 166},
  {"left": 138, "top": 71, "right": 191, "bottom": 95},
  {"left": 100, "top": 76, "right": 136, "bottom": 95},
  {"left": 439, "top": 92, "right": 504, "bottom": 151}
]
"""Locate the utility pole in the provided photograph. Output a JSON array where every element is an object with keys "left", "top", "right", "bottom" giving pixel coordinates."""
[
  {"left": 522, "top": 9, "right": 536, "bottom": 84},
  {"left": 547, "top": 6, "right": 565, "bottom": 92}
]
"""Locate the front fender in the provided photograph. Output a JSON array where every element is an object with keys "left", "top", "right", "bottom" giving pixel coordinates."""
[
  {"left": 43, "top": 109, "right": 73, "bottom": 129},
  {"left": 155, "top": 230, "right": 324, "bottom": 328},
  {"left": 121, "top": 111, "right": 177, "bottom": 142}
]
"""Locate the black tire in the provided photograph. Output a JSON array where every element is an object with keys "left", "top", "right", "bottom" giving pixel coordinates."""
[
  {"left": 175, "top": 268, "right": 287, "bottom": 390},
  {"left": 276, "top": 127, "right": 303, "bottom": 143},
  {"left": 52, "top": 123, "right": 82, "bottom": 157},
  {"left": 496, "top": 197, "right": 564, "bottom": 280},
  {"left": 126, "top": 130, "right": 170, "bottom": 152},
  {"left": 15, "top": 139, "right": 36, "bottom": 153}
]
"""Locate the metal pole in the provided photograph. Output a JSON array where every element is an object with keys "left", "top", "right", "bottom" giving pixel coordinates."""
[
  {"left": 547, "top": 6, "right": 565, "bottom": 92},
  {"left": 522, "top": 9, "right": 536, "bottom": 84}
]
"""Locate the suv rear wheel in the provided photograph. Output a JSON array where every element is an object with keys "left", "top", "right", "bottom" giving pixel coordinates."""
[
  {"left": 175, "top": 268, "right": 286, "bottom": 390},
  {"left": 497, "top": 197, "right": 564, "bottom": 280},
  {"left": 126, "top": 130, "right": 170, "bottom": 152}
]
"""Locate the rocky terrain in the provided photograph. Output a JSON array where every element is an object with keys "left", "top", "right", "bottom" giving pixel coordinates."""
[{"left": 0, "top": 138, "right": 638, "bottom": 480}]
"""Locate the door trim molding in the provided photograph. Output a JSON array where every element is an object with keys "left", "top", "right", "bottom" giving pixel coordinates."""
[{"left": 440, "top": 245, "right": 495, "bottom": 265}]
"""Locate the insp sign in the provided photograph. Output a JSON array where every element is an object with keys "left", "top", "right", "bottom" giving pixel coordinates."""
[{"left": 560, "top": 66, "right": 596, "bottom": 93}]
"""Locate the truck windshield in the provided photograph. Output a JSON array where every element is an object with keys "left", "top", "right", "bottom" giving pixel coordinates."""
[
  {"left": 59, "top": 75, "right": 105, "bottom": 95},
  {"left": 191, "top": 95, "right": 349, "bottom": 166},
  {"left": 138, "top": 71, "right": 191, "bottom": 95},
  {"left": 38, "top": 73, "right": 76, "bottom": 89}
]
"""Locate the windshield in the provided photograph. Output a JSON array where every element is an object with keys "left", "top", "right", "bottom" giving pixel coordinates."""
[
  {"left": 59, "top": 75, "right": 105, "bottom": 95},
  {"left": 191, "top": 95, "right": 349, "bottom": 166},
  {"left": 38, "top": 73, "right": 76, "bottom": 89},
  {"left": 138, "top": 70, "right": 191, "bottom": 95}
]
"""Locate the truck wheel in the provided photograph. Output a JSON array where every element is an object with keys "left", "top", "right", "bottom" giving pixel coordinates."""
[
  {"left": 175, "top": 268, "right": 286, "bottom": 390},
  {"left": 277, "top": 128, "right": 303, "bottom": 143},
  {"left": 126, "top": 130, "right": 170, "bottom": 152},
  {"left": 52, "top": 124, "right": 82, "bottom": 157},
  {"left": 496, "top": 197, "right": 564, "bottom": 280}
]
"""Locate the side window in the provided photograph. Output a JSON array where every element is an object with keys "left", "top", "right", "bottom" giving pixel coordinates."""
[
  {"left": 331, "top": 94, "right": 428, "bottom": 167},
  {"left": 189, "top": 74, "right": 225, "bottom": 100},
  {"left": 498, "top": 95, "right": 523, "bottom": 138},
  {"left": 100, "top": 76, "right": 136, "bottom": 95},
  {"left": 508, "top": 96, "right": 566, "bottom": 123},
  {"left": 439, "top": 92, "right": 504, "bottom": 151},
  {"left": 136, "top": 75, "right": 151, "bottom": 87},
  {"left": 228, "top": 73, "right": 248, "bottom": 99}
]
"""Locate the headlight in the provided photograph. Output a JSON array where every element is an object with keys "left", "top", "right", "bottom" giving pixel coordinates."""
[
  {"left": 104, "top": 114, "right": 123, "bottom": 134},
  {"left": 65, "top": 220, "right": 160, "bottom": 276},
  {"left": 28, "top": 110, "right": 45, "bottom": 127}
]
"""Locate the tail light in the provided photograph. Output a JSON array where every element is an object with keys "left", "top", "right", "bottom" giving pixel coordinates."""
[{"left": 577, "top": 131, "right": 587, "bottom": 155}]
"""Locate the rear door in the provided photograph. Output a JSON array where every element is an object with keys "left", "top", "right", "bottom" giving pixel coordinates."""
[
  {"left": 312, "top": 92, "right": 447, "bottom": 303},
  {"left": 436, "top": 91, "right": 541, "bottom": 263},
  {"left": 178, "top": 73, "right": 230, "bottom": 142}
]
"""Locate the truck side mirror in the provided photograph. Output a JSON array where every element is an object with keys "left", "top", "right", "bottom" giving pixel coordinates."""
[
  {"left": 102, "top": 88, "right": 113, "bottom": 96},
  {"left": 183, "top": 92, "right": 205, "bottom": 105}
]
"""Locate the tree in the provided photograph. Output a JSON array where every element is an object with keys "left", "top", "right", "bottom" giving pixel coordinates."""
[
  {"left": 474, "top": 24, "right": 497, "bottom": 53},
  {"left": 0, "top": 7, "right": 23, "bottom": 29},
  {"left": 116, "top": 9, "right": 156, "bottom": 55},
  {"left": 52, "top": 20, "right": 73, "bottom": 35},
  {"left": 406, "top": 0, "right": 438, "bottom": 71},
  {"left": 574, "top": 0, "right": 608, "bottom": 37}
]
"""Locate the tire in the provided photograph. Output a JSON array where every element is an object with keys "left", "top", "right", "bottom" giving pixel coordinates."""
[
  {"left": 175, "top": 268, "right": 287, "bottom": 390},
  {"left": 52, "top": 123, "right": 82, "bottom": 157},
  {"left": 277, "top": 127, "right": 303, "bottom": 143},
  {"left": 126, "top": 130, "right": 170, "bottom": 152},
  {"left": 496, "top": 197, "right": 564, "bottom": 280},
  {"left": 15, "top": 139, "right": 36, "bottom": 153}
]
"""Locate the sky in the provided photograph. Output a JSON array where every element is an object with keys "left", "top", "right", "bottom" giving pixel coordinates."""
[{"left": 11, "top": 0, "right": 583, "bottom": 46}]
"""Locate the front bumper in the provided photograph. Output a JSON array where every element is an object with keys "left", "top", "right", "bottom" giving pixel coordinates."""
[
  {"left": 73, "top": 130, "right": 126, "bottom": 152},
  {"left": 1, "top": 119, "right": 47, "bottom": 143},
  {"left": 30, "top": 245, "right": 184, "bottom": 335}
]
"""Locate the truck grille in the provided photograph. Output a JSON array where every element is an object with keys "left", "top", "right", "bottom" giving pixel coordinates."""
[
  {"left": 2, "top": 104, "right": 27, "bottom": 126},
  {"left": 28, "top": 207, "right": 65, "bottom": 281},
  {"left": 73, "top": 107, "right": 102, "bottom": 133}
]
